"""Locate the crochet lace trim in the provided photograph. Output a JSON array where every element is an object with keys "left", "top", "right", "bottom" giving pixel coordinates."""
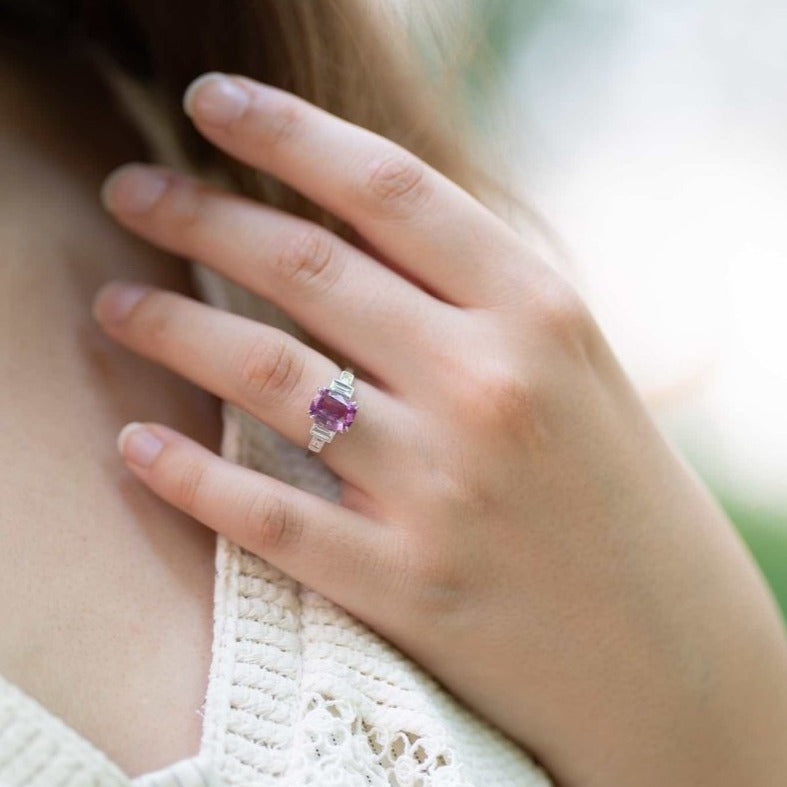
[{"left": 196, "top": 401, "right": 553, "bottom": 786}]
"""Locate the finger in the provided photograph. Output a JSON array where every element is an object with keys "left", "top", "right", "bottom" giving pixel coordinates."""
[
  {"left": 100, "top": 164, "right": 464, "bottom": 393},
  {"left": 181, "top": 71, "right": 532, "bottom": 309},
  {"left": 92, "top": 282, "right": 411, "bottom": 492},
  {"left": 116, "top": 420, "right": 400, "bottom": 622}
]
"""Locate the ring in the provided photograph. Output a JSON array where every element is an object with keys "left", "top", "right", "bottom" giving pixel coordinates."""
[{"left": 306, "top": 368, "right": 358, "bottom": 456}]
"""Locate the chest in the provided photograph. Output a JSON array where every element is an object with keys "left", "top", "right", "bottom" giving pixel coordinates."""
[{"left": 0, "top": 277, "right": 223, "bottom": 776}]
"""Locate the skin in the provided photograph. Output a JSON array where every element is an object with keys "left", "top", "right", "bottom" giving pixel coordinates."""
[
  {"left": 89, "top": 72, "right": 787, "bottom": 786},
  {"left": 0, "top": 51, "right": 222, "bottom": 775}
]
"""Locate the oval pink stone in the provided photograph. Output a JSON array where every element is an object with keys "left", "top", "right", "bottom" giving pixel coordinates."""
[{"left": 308, "top": 387, "right": 357, "bottom": 432}]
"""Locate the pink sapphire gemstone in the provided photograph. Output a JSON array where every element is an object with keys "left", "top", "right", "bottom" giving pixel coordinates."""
[{"left": 308, "top": 387, "right": 357, "bottom": 432}]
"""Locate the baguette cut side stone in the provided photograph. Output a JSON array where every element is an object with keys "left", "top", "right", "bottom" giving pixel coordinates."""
[{"left": 308, "top": 387, "right": 357, "bottom": 432}]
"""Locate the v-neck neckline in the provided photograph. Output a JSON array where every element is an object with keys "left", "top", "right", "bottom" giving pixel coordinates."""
[{"left": 0, "top": 669, "right": 214, "bottom": 785}]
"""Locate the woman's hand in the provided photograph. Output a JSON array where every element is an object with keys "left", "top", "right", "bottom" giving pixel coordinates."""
[{"left": 91, "top": 73, "right": 787, "bottom": 787}]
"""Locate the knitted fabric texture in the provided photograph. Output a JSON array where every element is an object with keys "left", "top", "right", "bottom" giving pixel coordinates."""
[{"left": 186, "top": 265, "right": 556, "bottom": 786}]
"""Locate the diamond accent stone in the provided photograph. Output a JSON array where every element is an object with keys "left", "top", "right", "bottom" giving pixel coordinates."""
[{"left": 308, "top": 387, "right": 357, "bottom": 433}]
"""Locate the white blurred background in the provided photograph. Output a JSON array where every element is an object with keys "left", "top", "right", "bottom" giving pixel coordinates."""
[
  {"left": 497, "top": 0, "right": 787, "bottom": 507},
  {"left": 443, "top": 0, "right": 787, "bottom": 610}
]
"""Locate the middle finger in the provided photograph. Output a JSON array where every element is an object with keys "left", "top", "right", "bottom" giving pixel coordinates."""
[{"left": 100, "top": 164, "right": 465, "bottom": 398}]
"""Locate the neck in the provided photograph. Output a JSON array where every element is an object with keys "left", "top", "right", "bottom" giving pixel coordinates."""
[
  {"left": 0, "top": 42, "right": 190, "bottom": 315},
  {"left": 0, "top": 41, "right": 200, "bottom": 402}
]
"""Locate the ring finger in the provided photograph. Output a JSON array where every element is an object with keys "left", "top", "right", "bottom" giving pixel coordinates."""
[{"left": 91, "top": 282, "right": 410, "bottom": 491}]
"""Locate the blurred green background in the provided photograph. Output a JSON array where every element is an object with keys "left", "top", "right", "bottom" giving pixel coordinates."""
[{"left": 718, "top": 496, "right": 787, "bottom": 619}]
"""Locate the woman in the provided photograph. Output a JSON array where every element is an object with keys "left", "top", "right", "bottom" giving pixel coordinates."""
[{"left": 1, "top": 2, "right": 785, "bottom": 786}]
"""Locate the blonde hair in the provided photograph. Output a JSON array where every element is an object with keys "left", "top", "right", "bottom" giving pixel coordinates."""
[{"left": 5, "top": 0, "right": 548, "bottom": 359}]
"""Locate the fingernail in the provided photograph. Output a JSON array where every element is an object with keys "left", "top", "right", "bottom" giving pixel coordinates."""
[
  {"left": 118, "top": 422, "right": 164, "bottom": 467},
  {"left": 183, "top": 72, "right": 249, "bottom": 125},
  {"left": 101, "top": 165, "right": 169, "bottom": 214},
  {"left": 92, "top": 282, "right": 152, "bottom": 324}
]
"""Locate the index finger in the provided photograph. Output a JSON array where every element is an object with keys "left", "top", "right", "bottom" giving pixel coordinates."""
[{"left": 183, "top": 72, "right": 529, "bottom": 309}]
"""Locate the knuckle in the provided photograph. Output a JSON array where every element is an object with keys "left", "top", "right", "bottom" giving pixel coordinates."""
[
  {"left": 406, "top": 538, "right": 465, "bottom": 615},
  {"left": 232, "top": 335, "right": 306, "bottom": 404},
  {"left": 437, "top": 453, "right": 498, "bottom": 521},
  {"left": 530, "top": 277, "right": 594, "bottom": 351},
  {"left": 452, "top": 364, "right": 546, "bottom": 447},
  {"left": 360, "top": 150, "right": 431, "bottom": 217},
  {"left": 484, "top": 371, "right": 537, "bottom": 424},
  {"left": 270, "top": 228, "right": 340, "bottom": 294},
  {"left": 175, "top": 456, "right": 209, "bottom": 511},
  {"left": 243, "top": 490, "right": 302, "bottom": 554},
  {"left": 484, "top": 372, "right": 543, "bottom": 441}
]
